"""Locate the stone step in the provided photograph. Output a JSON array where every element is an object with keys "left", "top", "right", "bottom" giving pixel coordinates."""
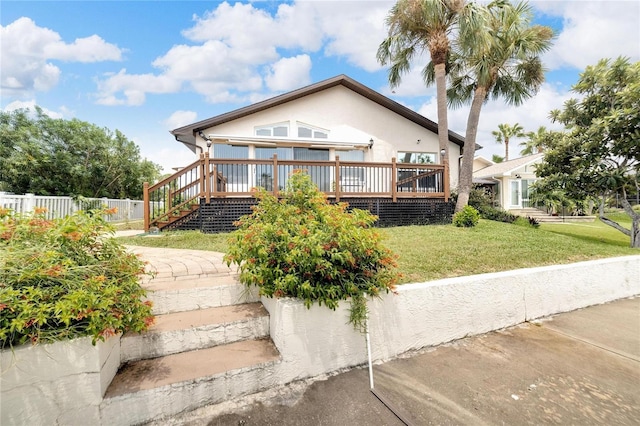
[
  {"left": 101, "top": 339, "right": 281, "bottom": 425},
  {"left": 144, "top": 275, "right": 259, "bottom": 315},
  {"left": 120, "top": 303, "right": 270, "bottom": 363}
]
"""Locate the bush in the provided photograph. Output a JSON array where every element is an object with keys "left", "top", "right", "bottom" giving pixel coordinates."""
[
  {"left": 224, "top": 170, "right": 401, "bottom": 332},
  {"left": 0, "top": 207, "right": 154, "bottom": 347},
  {"left": 453, "top": 206, "right": 480, "bottom": 227}
]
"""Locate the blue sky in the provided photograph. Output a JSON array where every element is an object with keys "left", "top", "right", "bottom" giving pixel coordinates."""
[{"left": 2, "top": 1, "right": 639, "bottom": 174}]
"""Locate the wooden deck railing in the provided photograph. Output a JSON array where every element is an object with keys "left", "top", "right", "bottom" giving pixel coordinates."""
[{"left": 144, "top": 153, "right": 449, "bottom": 231}]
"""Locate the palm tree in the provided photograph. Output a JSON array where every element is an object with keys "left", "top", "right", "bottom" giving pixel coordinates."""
[
  {"left": 492, "top": 123, "right": 524, "bottom": 161},
  {"left": 377, "top": 0, "right": 483, "bottom": 163},
  {"left": 492, "top": 154, "right": 504, "bottom": 163},
  {"left": 520, "top": 125, "right": 548, "bottom": 155},
  {"left": 449, "top": 0, "right": 554, "bottom": 211}
]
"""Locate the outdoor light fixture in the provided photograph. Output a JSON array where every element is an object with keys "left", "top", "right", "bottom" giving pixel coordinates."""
[
  {"left": 515, "top": 174, "right": 522, "bottom": 179},
  {"left": 206, "top": 140, "right": 212, "bottom": 148},
  {"left": 440, "top": 148, "right": 446, "bottom": 157},
  {"left": 369, "top": 138, "right": 374, "bottom": 149},
  {"left": 198, "top": 131, "right": 206, "bottom": 140}
]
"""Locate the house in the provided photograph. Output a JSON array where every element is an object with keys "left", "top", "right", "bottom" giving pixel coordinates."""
[
  {"left": 170, "top": 74, "right": 464, "bottom": 186},
  {"left": 145, "top": 75, "right": 467, "bottom": 232},
  {"left": 472, "top": 153, "right": 544, "bottom": 210}
]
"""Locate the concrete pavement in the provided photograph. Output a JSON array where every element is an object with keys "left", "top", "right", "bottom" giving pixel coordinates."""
[{"left": 171, "top": 296, "right": 639, "bottom": 426}]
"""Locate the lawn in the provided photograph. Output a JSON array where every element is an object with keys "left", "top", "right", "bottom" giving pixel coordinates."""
[{"left": 117, "top": 218, "right": 637, "bottom": 284}]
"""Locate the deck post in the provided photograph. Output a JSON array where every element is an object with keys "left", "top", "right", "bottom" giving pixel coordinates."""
[
  {"left": 143, "top": 182, "right": 150, "bottom": 232},
  {"left": 204, "top": 152, "right": 211, "bottom": 203},
  {"left": 272, "top": 154, "right": 279, "bottom": 197},
  {"left": 199, "top": 153, "right": 205, "bottom": 202},
  {"left": 391, "top": 157, "right": 397, "bottom": 202},
  {"left": 443, "top": 159, "right": 450, "bottom": 202},
  {"left": 335, "top": 155, "right": 341, "bottom": 202}
]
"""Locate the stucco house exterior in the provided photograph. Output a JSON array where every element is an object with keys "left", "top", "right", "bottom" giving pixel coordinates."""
[
  {"left": 145, "top": 75, "right": 470, "bottom": 232},
  {"left": 170, "top": 74, "right": 465, "bottom": 189},
  {"left": 472, "top": 153, "right": 544, "bottom": 210}
]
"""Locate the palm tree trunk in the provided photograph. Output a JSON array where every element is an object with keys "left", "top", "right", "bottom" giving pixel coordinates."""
[
  {"left": 435, "top": 62, "right": 449, "bottom": 160},
  {"left": 455, "top": 85, "right": 487, "bottom": 212},
  {"left": 505, "top": 138, "right": 509, "bottom": 161}
]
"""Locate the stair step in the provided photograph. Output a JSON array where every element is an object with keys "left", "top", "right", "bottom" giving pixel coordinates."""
[
  {"left": 101, "top": 339, "right": 280, "bottom": 425},
  {"left": 145, "top": 275, "right": 259, "bottom": 315},
  {"left": 120, "top": 303, "right": 270, "bottom": 362}
]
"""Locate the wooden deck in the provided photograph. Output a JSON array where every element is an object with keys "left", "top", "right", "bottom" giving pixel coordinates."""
[{"left": 144, "top": 153, "right": 450, "bottom": 231}]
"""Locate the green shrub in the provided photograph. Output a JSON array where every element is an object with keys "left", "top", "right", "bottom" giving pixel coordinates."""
[
  {"left": 0, "top": 207, "right": 154, "bottom": 347},
  {"left": 224, "top": 170, "right": 401, "bottom": 332},
  {"left": 453, "top": 206, "right": 480, "bottom": 227}
]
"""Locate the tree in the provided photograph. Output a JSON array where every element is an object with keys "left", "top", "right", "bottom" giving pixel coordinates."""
[
  {"left": 535, "top": 57, "right": 640, "bottom": 247},
  {"left": 377, "top": 0, "right": 484, "bottom": 165},
  {"left": 492, "top": 154, "right": 504, "bottom": 163},
  {"left": 520, "top": 125, "right": 549, "bottom": 155},
  {"left": 492, "top": 122, "right": 524, "bottom": 161},
  {"left": 0, "top": 107, "right": 161, "bottom": 199},
  {"left": 448, "top": 0, "right": 554, "bottom": 211}
]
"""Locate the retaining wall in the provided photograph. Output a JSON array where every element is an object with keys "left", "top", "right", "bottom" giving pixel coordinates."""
[
  {"left": 0, "top": 335, "right": 120, "bottom": 425},
  {"left": 264, "top": 255, "right": 640, "bottom": 383}
]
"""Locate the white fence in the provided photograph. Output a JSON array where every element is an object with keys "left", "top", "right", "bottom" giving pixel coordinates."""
[{"left": 0, "top": 192, "right": 145, "bottom": 222}]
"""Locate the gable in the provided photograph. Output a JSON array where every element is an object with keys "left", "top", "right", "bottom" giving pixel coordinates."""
[{"left": 170, "top": 75, "right": 465, "bottom": 149}]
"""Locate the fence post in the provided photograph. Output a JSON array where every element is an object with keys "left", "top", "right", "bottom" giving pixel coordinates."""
[
  {"left": 126, "top": 198, "right": 132, "bottom": 220},
  {"left": 143, "top": 182, "right": 150, "bottom": 232},
  {"left": 24, "top": 193, "right": 35, "bottom": 213}
]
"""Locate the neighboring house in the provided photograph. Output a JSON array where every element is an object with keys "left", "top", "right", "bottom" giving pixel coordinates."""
[
  {"left": 473, "top": 156, "right": 494, "bottom": 174},
  {"left": 473, "top": 153, "right": 544, "bottom": 210},
  {"left": 170, "top": 74, "right": 465, "bottom": 189}
]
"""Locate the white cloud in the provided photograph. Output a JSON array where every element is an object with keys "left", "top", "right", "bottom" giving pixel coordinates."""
[
  {"left": 0, "top": 17, "right": 123, "bottom": 98},
  {"left": 265, "top": 55, "right": 312, "bottom": 92},
  {"left": 164, "top": 110, "right": 198, "bottom": 131},
  {"left": 537, "top": 1, "right": 640, "bottom": 70},
  {"left": 3, "top": 99, "right": 65, "bottom": 119},
  {"left": 93, "top": 1, "right": 395, "bottom": 106},
  {"left": 418, "top": 83, "right": 572, "bottom": 159},
  {"left": 95, "top": 69, "right": 182, "bottom": 106}
]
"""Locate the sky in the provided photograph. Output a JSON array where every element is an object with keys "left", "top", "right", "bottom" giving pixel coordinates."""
[{"left": 2, "top": 1, "right": 639, "bottom": 174}]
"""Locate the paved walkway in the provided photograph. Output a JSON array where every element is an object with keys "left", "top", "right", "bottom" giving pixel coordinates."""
[
  {"left": 126, "top": 245, "right": 237, "bottom": 283},
  {"left": 115, "top": 231, "right": 237, "bottom": 283}
]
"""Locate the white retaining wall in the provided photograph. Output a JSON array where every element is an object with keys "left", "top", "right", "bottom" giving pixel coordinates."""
[
  {"left": 0, "top": 335, "right": 121, "bottom": 425},
  {"left": 264, "top": 255, "right": 640, "bottom": 383}
]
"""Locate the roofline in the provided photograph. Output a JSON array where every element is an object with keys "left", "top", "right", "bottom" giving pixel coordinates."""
[
  {"left": 170, "top": 74, "right": 467, "bottom": 148},
  {"left": 474, "top": 153, "right": 544, "bottom": 179}
]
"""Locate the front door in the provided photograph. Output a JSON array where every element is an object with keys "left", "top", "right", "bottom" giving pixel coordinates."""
[
  {"left": 510, "top": 179, "right": 533, "bottom": 208},
  {"left": 510, "top": 180, "right": 521, "bottom": 208}
]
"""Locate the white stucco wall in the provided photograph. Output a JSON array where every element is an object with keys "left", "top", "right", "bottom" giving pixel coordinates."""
[
  {"left": 263, "top": 255, "right": 640, "bottom": 382},
  {"left": 0, "top": 335, "right": 120, "bottom": 425},
  {"left": 199, "top": 85, "right": 461, "bottom": 188}
]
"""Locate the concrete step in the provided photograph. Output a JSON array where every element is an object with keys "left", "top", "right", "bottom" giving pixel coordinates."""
[
  {"left": 120, "top": 303, "right": 270, "bottom": 363},
  {"left": 144, "top": 275, "right": 259, "bottom": 315},
  {"left": 101, "top": 339, "right": 281, "bottom": 425}
]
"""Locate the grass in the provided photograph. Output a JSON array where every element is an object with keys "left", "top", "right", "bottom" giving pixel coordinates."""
[{"left": 117, "top": 216, "right": 637, "bottom": 284}]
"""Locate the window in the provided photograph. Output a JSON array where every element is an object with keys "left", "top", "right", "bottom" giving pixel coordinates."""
[
  {"left": 255, "top": 123, "right": 289, "bottom": 137},
  {"left": 397, "top": 152, "right": 436, "bottom": 164},
  {"left": 297, "top": 122, "right": 329, "bottom": 139}
]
